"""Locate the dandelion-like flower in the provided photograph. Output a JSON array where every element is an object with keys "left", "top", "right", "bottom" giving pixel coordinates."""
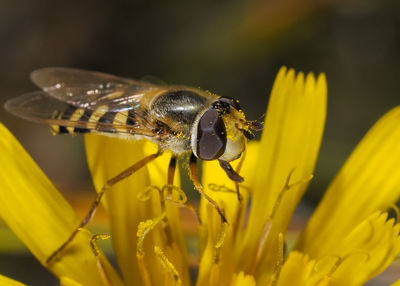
[{"left": 0, "top": 67, "right": 399, "bottom": 286}]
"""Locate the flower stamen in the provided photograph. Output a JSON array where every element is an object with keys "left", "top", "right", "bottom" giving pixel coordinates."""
[
  {"left": 270, "top": 233, "right": 284, "bottom": 286},
  {"left": 256, "top": 219, "right": 273, "bottom": 263},
  {"left": 313, "top": 252, "right": 370, "bottom": 282},
  {"left": 137, "top": 185, "right": 160, "bottom": 201},
  {"left": 162, "top": 184, "right": 201, "bottom": 224},
  {"left": 90, "top": 234, "right": 111, "bottom": 257},
  {"left": 208, "top": 183, "right": 236, "bottom": 194},
  {"left": 137, "top": 186, "right": 174, "bottom": 245},
  {"left": 136, "top": 213, "right": 166, "bottom": 286},
  {"left": 162, "top": 184, "right": 188, "bottom": 204},
  {"left": 214, "top": 221, "right": 228, "bottom": 264},
  {"left": 75, "top": 228, "right": 113, "bottom": 286},
  {"left": 137, "top": 213, "right": 166, "bottom": 256},
  {"left": 90, "top": 234, "right": 113, "bottom": 286},
  {"left": 154, "top": 246, "right": 182, "bottom": 285},
  {"left": 271, "top": 169, "right": 313, "bottom": 219}
]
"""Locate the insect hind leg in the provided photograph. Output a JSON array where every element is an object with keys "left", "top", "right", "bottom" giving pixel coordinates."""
[{"left": 46, "top": 151, "right": 161, "bottom": 265}]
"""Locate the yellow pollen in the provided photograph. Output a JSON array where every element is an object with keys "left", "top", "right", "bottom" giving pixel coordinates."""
[
  {"left": 90, "top": 234, "right": 110, "bottom": 257},
  {"left": 208, "top": 183, "right": 236, "bottom": 194},
  {"left": 214, "top": 221, "right": 228, "bottom": 264},
  {"left": 270, "top": 233, "right": 284, "bottom": 286},
  {"left": 137, "top": 213, "right": 166, "bottom": 255},
  {"left": 137, "top": 185, "right": 160, "bottom": 201},
  {"left": 154, "top": 246, "right": 182, "bottom": 285}
]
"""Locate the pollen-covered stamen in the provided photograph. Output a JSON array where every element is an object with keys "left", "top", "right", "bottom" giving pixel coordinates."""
[
  {"left": 161, "top": 184, "right": 201, "bottom": 225},
  {"left": 270, "top": 233, "right": 284, "bottom": 286},
  {"left": 270, "top": 169, "right": 313, "bottom": 219},
  {"left": 214, "top": 222, "right": 228, "bottom": 264},
  {"left": 256, "top": 220, "right": 273, "bottom": 264},
  {"left": 254, "top": 170, "right": 313, "bottom": 271},
  {"left": 207, "top": 183, "right": 251, "bottom": 202},
  {"left": 162, "top": 184, "right": 187, "bottom": 204},
  {"left": 137, "top": 185, "right": 174, "bottom": 244},
  {"left": 208, "top": 183, "right": 236, "bottom": 194},
  {"left": 138, "top": 185, "right": 168, "bottom": 216},
  {"left": 91, "top": 235, "right": 113, "bottom": 286},
  {"left": 90, "top": 234, "right": 111, "bottom": 257},
  {"left": 137, "top": 213, "right": 167, "bottom": 256},
  {"left": 314, "top": 252, "right": 370, "bottom": 282},
  {"left": 154, "top": 246, "right": 182, "bottom": 285},
  {"left": 136, "top": 213, "right": 168, "bottom": 286},
  {"left": 137, "top": 185, "right": 161, "bottom": 201},
  {"left": 78, "top": 229, "right": 112, "bottom": 286},
  {"left": 138, "top": 185, "right": 201, "bottom": 229}
]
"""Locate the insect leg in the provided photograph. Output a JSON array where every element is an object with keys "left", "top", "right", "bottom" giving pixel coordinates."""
[
  {"left": 160, "top": 156, "right": 177, "bottom": 245},
  {"left": 189, "top": 153, "right": 227, "bottom": 223},
  {"left": 233, "top": 150, "right": 246, "bottom": 202},
  {"left": 218, "top": 160, "right": 244, "bottom": 183},
  {"left": 168, "top": 156, "right": 177, "bottom": 185},
  {"left": 46, "top": 151, "right": 161, "bottom": 265}
]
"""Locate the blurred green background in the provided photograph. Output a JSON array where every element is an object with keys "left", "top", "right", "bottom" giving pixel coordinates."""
[{"left": 0, "top": 0, "right": 399, "bottom": 285}]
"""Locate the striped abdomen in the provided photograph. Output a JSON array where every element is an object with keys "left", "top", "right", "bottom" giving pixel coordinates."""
[{"left": 51, "top": 105, "right": 136, "bottom": 135}]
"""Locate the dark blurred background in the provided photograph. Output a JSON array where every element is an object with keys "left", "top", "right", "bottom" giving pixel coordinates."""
[{"left": 0, "top": 0, "right": 399, "bottom": 285}]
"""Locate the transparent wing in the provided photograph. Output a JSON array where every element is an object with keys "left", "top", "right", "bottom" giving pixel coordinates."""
[
  {"left": 30, "top": 67, "right": 160, "bottom": 111},
  {"left": 5, "top": 91, "right": 157, "bottom": 137}
]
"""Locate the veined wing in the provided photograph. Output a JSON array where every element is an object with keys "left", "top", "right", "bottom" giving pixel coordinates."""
[
  {"left": 30, "top": 67, "right": 160, "bottom": 111},
  {"left": 5, "top": 91, "right": 157, "bottom": 137}
]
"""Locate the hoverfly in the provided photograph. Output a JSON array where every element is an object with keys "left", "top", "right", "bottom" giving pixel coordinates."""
[{"left": 5, "top": 68, "right": 263, "bottom": 263}]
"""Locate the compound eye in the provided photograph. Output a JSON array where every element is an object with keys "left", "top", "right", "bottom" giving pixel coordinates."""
[
  {"left": 196, "top": 108, "right": 227, "bottom": 160},
  {"left": 219, "top": 97, "right": 242, "bottom": 111}
]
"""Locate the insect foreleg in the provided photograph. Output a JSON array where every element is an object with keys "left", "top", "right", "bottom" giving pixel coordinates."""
[
  {"left": 46, "top": 151, "right": 161, "bottom": 265},
  {"left": 218, "top": 160, "right": 244, "bottom": 183},
  {"left": 189, "top": 153, "right": 227, "bottom": 223}
]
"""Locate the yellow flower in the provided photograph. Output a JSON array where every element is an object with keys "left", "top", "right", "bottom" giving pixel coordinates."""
[
  {"left": 0, "top": 122, "right": 123, "bottom": 285},
  {"left": 0, "top": 67, "right": 399, "bottom": 286},
  {"left": 198, "top": 68, "right": 400, "bottom": 286}
]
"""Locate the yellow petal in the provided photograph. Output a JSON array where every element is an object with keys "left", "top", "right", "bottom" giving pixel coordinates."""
[
  {"left": 85, "top": 135, "right": 189, "bottom": 286},
  {"left": 0, "top": 274, "right": 26, "bottom": 286},
  {"left": 297, "top": 106, "right": 400, "bottom": 259},
  {"left": 324, "top": 212, "right": 400, "bottom": 285},
  {"left": 278, "top": 245, "right": 400, "bottom": 286},
  {"left": 391, "top": 279, "right": 400, "bottom": 286},
  {"left": 239, "top": 67, "right": 327, "bottom": 275},
  {"left": 0, "top": 124, "right": 122, "bottom": 286},
  {"left": 59, "top": 276, "right": 83, "bottom": 286},
  {"left": 85, "top": 135, "right": 154, "bottom": 285},
  {"left": 274, "top": 252, "right": 329, "bottom": 286},
  {"left": 230, "top": 272, "right": 256, "bottom": 286}
]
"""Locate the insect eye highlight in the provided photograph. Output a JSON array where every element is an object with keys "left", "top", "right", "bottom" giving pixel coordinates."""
[{"left": 196, "top": 108, "right": 227, "bottom": 160}]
